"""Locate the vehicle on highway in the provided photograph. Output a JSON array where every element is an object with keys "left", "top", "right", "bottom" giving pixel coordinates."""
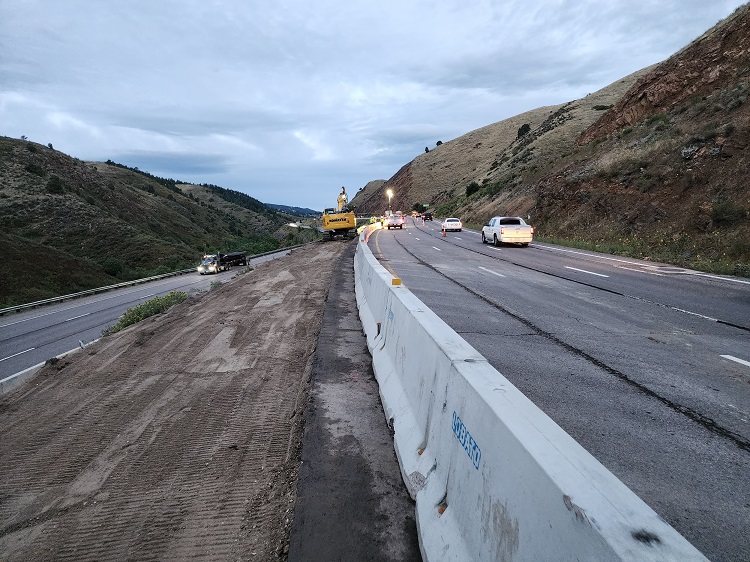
[
  {"left": 197, "top": 252, "right": 247, "bottom": 274},
  {"left": 197, "top": 254, "right": 227, "bottom": 274},
  {"left": 441, "top": 217, "right": 462, "bottom": 232},
  {"left": 423, "top": 212, "right": 433, "bottom": 221},
  {"left": 222, "top": 251, "right": 248, "bottom": 267},
  {"left": 481, "top": 216, "right": 534, "bottom": 246},
  {"left": 386, "top": 211, "right": 405, "bottom": 229}
]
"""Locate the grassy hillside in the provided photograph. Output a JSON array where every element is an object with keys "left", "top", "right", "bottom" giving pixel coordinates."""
[
  {"left": 351, "top": 5, "right": 750, "bottom": 276},
  {"left": 0, "top": 137, "right": 315, "bottom": 307}
]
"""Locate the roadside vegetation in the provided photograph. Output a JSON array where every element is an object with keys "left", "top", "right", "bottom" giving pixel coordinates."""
[{"left": 103, "top": 291, "right": 188, "bottom": 335}]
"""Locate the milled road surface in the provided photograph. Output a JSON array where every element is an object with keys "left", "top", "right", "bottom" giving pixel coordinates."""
[
  {"left": 288, "top": 243, "right": 420, "bottom": 561},
  {"left": 0, "top": 244, "right": 347, "bottom": 561}
]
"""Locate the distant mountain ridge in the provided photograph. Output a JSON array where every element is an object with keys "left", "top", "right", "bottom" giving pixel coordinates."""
[
  {"left": 351, "top": 4, "right": 749, "bottom": 276},
  {"left": 265, "top": 203, "right": 320, "bottom": 217}
]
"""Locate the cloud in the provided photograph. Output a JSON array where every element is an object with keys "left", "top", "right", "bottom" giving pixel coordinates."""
[{"left": 0, "top": 0, "right": 746, "bottom": 209}]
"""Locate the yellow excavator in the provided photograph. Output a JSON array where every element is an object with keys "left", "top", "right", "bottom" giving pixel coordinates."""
[{"left": 321, "top": 186, "right": 357, "bottom": 240}]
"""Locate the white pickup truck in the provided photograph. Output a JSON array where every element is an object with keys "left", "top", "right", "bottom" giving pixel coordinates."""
[{"left": 481, "top": 216, "right": 534, "bottom": 246}]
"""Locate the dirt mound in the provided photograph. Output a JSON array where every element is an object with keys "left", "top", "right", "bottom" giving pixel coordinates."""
[{"left": 0, "top": 242, "right": 346, "bottom": 561}]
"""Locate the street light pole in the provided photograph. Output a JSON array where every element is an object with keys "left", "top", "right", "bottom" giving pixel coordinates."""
[{"left": 386, "top": 188, "right": 393, "bottom": 211}]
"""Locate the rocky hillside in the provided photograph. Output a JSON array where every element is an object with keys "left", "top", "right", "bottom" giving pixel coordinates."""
[
  {"left": 0, "top": 137, "right": 309, "bottom": 307},
  {"left": 352, "top": 4, "right": 749, "bottom": 276}
]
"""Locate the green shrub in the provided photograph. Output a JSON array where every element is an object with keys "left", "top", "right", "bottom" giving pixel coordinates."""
[
  {"left": 25, "top": 163, "right": 45, "bottom": 176},
  {"left": 102, "top": 257, "right": 124, "bottom": 277},
  {"left": 46, "top": 175, "right": 65, "bottom": 194},
  {"left": 712, "top": 199, "right": 745, "bottom": 224},
  {"left": 104, "top": 291, "right": 187, "bottom": 335},
  {"left": 592, "top": 105, "right": 613, "bottom": 111},
  {"left": 517, "top": 123, "right": 531, "bottom": 138},
  {"left": 646, "top": 113, "right": 670, "bottom": 127},
  {"left": 466, "top": 181, "right": 480, "bottom": 197}
]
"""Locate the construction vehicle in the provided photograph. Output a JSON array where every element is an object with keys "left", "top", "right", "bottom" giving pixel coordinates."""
[{"left": 321, "top": 186, "right": 357, "bottom": 240}]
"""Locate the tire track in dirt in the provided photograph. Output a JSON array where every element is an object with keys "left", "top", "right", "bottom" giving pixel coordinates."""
[{"left": 0, "top": 243, "right": 346, "bottom": 561}]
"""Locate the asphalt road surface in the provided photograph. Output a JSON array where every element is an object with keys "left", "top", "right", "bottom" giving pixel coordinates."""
[{"left": 369, "top": 219, "right": 750, "bottom": 562}]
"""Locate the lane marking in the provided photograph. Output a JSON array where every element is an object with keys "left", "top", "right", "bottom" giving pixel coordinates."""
[
  {"left": 565, "top": 266, "right": 609, "bottom": 278},
  {"left": 693, "top": 273, "right": 750, "bottom": 285},
  {"left": 616, "top": 266, "right": 664, "bottom": 276},
  {"left": 672, "top": 307, "right": 717, "bottom": 322},
  {"left": 538, "top": 243, "right": 750, "bottom": 285},
  {"left": 455, "top": 237, "right": 463, "bottom": 240},
  {"left": 373, "top": 229, "right": 400, "bottom": 278},
  {"left": 479, "top": 266, "right": 505, "bottom": 278},
  {"left": 66, "top": 313, "right": 91, "bottom": 322},
  {"left": 490, "top": 246, "right": 502, "bottom": 251},
  {"left": 720, "top": 355, "right": 750, "bottom": 368},
  {"left": 0, "top": 348, "right": 35, "bottom": 362},
  {"left": 415, "top": 238, "right": 420, "bottom": 241},
  {"left": 432, "top": 246, "right": 442, "bottom": 251}
]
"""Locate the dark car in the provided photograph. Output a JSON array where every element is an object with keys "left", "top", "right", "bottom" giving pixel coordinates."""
[{"left": 423, "top": 212, "right": 433, "bottom": 221}]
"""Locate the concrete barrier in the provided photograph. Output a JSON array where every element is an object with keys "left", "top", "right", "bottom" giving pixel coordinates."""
[{"left": 354, "top": 230, "right": 706, "bottom": 561}]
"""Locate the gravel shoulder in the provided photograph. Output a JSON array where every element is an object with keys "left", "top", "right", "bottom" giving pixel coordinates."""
[{"left": 0, "top": 243, "right": 345, "bottom": 561}]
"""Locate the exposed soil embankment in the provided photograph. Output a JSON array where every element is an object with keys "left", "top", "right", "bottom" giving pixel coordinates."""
[{"left": 0, "top": 242, "right": 345, "bottom": 561}]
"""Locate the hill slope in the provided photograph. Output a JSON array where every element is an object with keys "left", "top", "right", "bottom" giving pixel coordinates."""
[
  {"left": 351, "top": 5, "right": 750, "bottom": 276},
  {"left": 0, "top": 137, "right": 302, "bottom": 306}
]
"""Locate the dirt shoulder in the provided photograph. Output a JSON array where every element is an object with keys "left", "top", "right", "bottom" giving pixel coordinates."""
[{"left": 0, "top": 242, "right": 345, "bottom": 561}]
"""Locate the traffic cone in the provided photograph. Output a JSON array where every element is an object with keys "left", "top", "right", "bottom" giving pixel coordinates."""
[{"left": 442, "top": 227, "right": 446, "bottom": 237}]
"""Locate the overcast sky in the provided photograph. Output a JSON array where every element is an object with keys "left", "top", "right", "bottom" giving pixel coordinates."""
[{"left": 1, "top": 1, "right": 746, "bottom": 210}]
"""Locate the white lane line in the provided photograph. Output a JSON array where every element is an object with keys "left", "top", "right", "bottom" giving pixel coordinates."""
[
  {"left": 720, "top": 355, "right": 750, "bottom": 368},
  {"left": 672, "top": 307, "right": 717, "bottom": 321},
  {"left": 415, "top": 238, "right": 420, "bottom": 241},
  {"left": 0, "top": 348, "right": 35, "bottom": 362},
  {"left": 490, "top": 246, "right": 502, "bottom": 251},
  {"left": 66, "top": 313, "right": 91, "bottom": 322},
  {"left": 616, "top": 266, "right": 664, "bottom": 276},
  {"left": 693, "top": 273, "right": 750, "bottom": 285},
  {"left": 539, "top": 245, "right": 652, "bottom": 267},
  {"left": 479, "top": 266, "right": 505, "bottom": 278},
  {"left": 565, "top": 266, "right": 609, "bottom": 278},
  {"left": 538, "top": 243, "right": 750, "bottom": 285},
  {"left": 455, "top": 237, "right": 462, "bottom": 240},
  {"left": 432, "top": 246, "right": 442, "bottom": 251}
]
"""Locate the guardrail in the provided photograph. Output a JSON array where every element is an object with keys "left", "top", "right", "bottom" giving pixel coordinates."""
[
  {"left": 353, "top": 224, "right": 706, "bottom": 561},
  {"left": 0, "top": 245, "right": 307, "bottom": 316}
]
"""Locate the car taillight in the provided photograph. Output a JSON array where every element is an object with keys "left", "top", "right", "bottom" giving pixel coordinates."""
[
  {"left": 530, "top": 227, "right": 534, "bottom": 234},
  {"left": 500, "top": 227, "right": 505, "bottom": 235}
]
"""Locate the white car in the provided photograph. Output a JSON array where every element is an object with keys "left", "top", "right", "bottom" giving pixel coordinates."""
[
  {"left": 481, "top": 216, "right": 534, "bottom": 246},
  {"left": 441, "top": 217, "right": 462, "bottom": 232}
]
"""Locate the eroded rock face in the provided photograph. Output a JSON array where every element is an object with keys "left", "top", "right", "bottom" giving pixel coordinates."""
[{"left": 578, "top": 5, "right": 750, "bottom": 145}]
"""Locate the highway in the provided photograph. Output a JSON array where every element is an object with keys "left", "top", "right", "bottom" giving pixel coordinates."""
[
  {"left": 0, "top": 251, "right": 290, "bottom": 381},
  {"left": 368, "top": 219, "right": 750, "bottom": 562}
]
